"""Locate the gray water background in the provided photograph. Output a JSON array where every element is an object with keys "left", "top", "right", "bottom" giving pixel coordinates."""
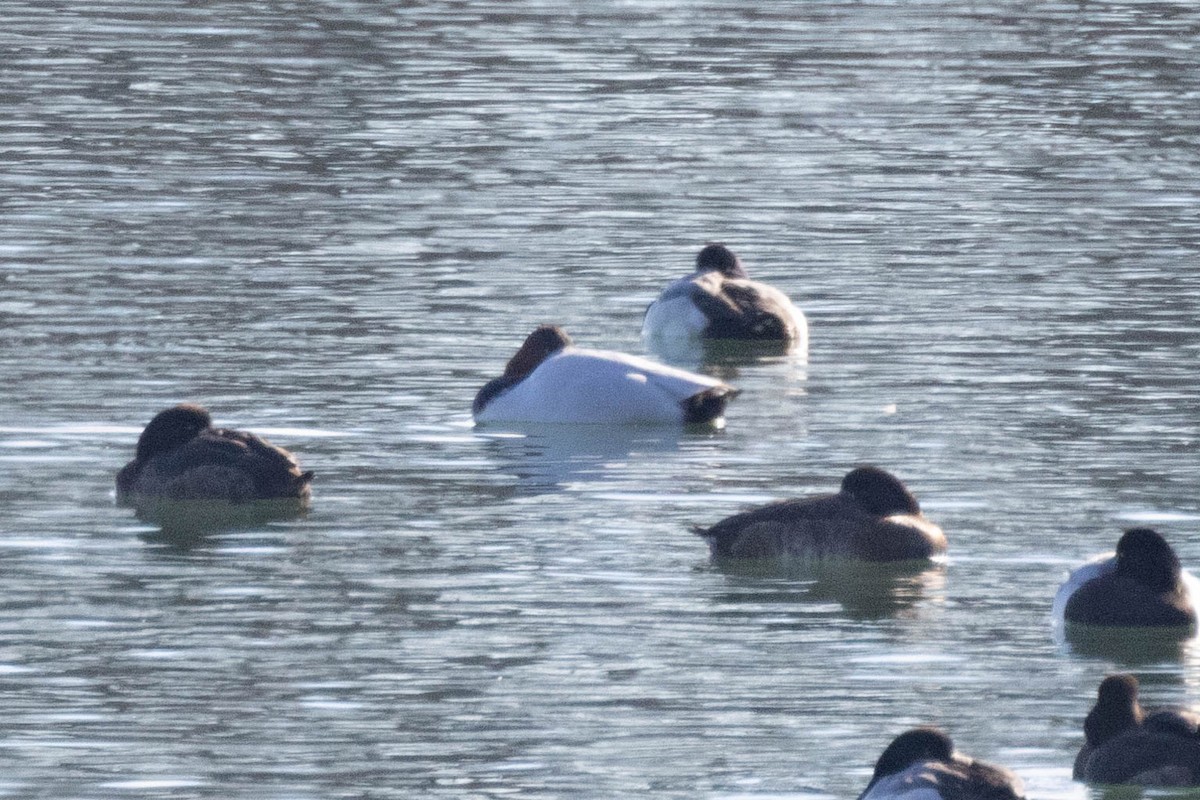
[{"left": 3, "top": 1, "right": 1200, "bottom": 797}]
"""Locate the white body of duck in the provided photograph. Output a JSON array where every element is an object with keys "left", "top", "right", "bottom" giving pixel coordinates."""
[
  {"left": 642, "top": 243, "right": 807, "bottom": 347},
  {"left": 1052, "top": 528, "right": 1200, "bottom": 629},
  {"left": 859, "top": 728, "right": 1026, "bottom": 800},
  {"left": 473, "top": 326, "right": 737, "bottom": 426}
]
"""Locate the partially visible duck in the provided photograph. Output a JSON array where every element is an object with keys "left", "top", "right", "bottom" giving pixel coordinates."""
[
  {"left": 694, "top": 466, "right": 946, "bottom": 562},
  {"left": 859, "top": 727, "right": 1027, "bottom": 800},
  {"left": 472, "top": 325, "right": 738, "bottom": 426},
  {"left": 116, "top": 404, "right": 313, "bottom": 506},
  {"left": 1074, "top": 674, "right": 1200, "bottom": 785},
  {"left": 1053, "top": 528, "right": 1199, "bottom": 629},
  {"left": 642, "top": 243, "right": 807, "bottom": 346}
]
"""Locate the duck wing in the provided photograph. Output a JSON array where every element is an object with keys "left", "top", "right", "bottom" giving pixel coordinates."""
[
  {"left": 690, "top": 275, "right": 800, "bottom": 341},
  {"left": 1081, "top": 730, "right": 1200, "bottom": 785},
  {"left": 134, "top": 429, "right": 310, "bottom": 502},
  {"left": 943, "top": 758, "right": 1027, "bottom": 800},
  {"left": 859, "top": 758, "right": 1025, "bottom": 800},
  {"left": 1146, "top": 708, "right": 1200, "bottom": 738},
  {"left": 694, "top": 495, "right": 849, "bottom": 558},
  {"left": 1063, "top": 571, "right": 1195, "bottom": 627},
  {"left": 213, "top": 429, "right": 313, "bottom": 498}
]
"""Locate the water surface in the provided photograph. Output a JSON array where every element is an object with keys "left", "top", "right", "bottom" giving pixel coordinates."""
[{"left": 3, "top": 1, "right": 1200, "bottom": 797}]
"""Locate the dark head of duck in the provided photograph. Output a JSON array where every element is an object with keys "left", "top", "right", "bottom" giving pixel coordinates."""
[
  {"left": 869, "top": 727, "right": 954, "bottom": 781},
  {"left": 1117, "top": 527, "right": 1182, "bottom": 592},
  {"left": 696, "top": 242, "right": 748, "bottom": 278},
  {"left": 473, "top": 325, "right": 574, "bottom": 417},
  {"left": 841, "top": 466, "right": 921, "bottom": 516},
  {"left": 505, "top": 325, "right": 573, "bottom": 379},
  {"left": 136, "top": 403, "right": 212, "bottom": 460},
  {"left": 1084, "top": 674, "right": 1144, "bottom": 746}
]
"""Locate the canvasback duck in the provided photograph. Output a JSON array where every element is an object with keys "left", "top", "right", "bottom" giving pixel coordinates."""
[
  {"left": 1074, "top": 674, "right": 1200, "bottom": 785},
  {"left": 859, "top": 727, "right": 1027, "bottom": 800},
  {"left": 694, "top": 466, "right": 946, "bottom": 562},
  {"left": 116, "top": 404, "right": 313, "bottom": 506},
  {"left": 642, "top": 243, "right": 807, "bottom": 346},
  {"left": 472, "top": 325, "right": 738, "bottom": 426},
  {"left": 1052, "top": 528, "right": 1199, "bottom": 630}
]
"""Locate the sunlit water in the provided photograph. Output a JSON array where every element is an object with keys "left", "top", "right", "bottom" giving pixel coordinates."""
[{"left": 3, "top": 1, "right": 1200, "bottom": 797}]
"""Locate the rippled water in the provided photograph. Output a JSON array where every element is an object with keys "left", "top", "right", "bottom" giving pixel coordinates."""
[{"left": 3, "top": 1, "right": 1200, "bottom": 797}]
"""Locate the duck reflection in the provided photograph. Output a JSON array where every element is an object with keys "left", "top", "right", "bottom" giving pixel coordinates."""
[
  {"left": 135, "top": 497, "right": 309, "bottom": 548},
  {"left": 708, "top": 560, "right": 946, "bottom": 621},
  {"left": 648, "top": 332, "right": 809, "bottom": 373},
  {"left": 477, "top": 424, "right": 691, "bottom": 494},
  {"left": 1054, "top": 623, "right": 1200, "bottom": 666}
]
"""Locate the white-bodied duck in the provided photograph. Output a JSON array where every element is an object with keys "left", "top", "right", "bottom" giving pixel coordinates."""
[{"left": 473, "top": 325, "right": 737, "bottom": 426}]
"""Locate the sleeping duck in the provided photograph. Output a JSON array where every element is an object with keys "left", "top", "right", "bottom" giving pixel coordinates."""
[
  {"left": 1052, "top": 527, "right": 1199, "bottom": 630},
  {"left": 1074, "top": 674, "right": 1200, "bottom": 785},
  {"left": 859, "top": 727, "right": 1027, "bottom": 800},
  {"left": 642, "top": 243, "right": 807, "bottom": 346},
  {"left": 472, "top": 325, "right": 738, "bottom": 426},
  {"left": 116, "top": 403, "right": 313, "bottom": 507},
  {"left": 694, "top": 466, "right": 946, "bottom": 562}
]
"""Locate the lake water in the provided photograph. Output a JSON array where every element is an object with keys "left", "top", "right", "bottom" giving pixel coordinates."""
[{"left": 3, "top": 1, "right": 1200, "bottom": 797}]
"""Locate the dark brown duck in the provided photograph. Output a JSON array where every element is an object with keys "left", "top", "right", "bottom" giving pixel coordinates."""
[
  {"left": 117, "top": 403, "right": 313, "bottom": 505},
  {"left": 694, "top": 466, "right": 946, "bottom": 562}
]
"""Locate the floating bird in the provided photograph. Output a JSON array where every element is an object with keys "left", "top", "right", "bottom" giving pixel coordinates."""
[
  {"left": 472, "top": 325, "right": 737, "bottom": 426},
  {"left": 642, "top": 243, "right": 807, "bottom": 346},
  {"left": 1053, "top": 527, "right": 1199, "bottom": 630},
  {"left": 1074, "top": 673, "right": 1200, "bottom": 786},
  {"left": 694, "top": 466, "right": 946, "bottom": 562},
  {"left": 117, "top": 403, "right": 313, "bottom": 506},
  {"left": 858, "top": 727, "right": 1027, "bottom": 800}
]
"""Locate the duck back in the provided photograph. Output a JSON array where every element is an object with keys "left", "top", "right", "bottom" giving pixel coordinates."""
[
  {"left": 474, "top": 348, "right": 732, "bottom": 425},
  {"left": 1064, "top": 573, "right": 1195, "bottom": 627},
  {"left": 122, "top": 429, "right": 312, "bottom": 504},
  {"left": 1077, "top": 730, "right": 1200, "bottom": 785},
  {"left": 697, "top": 494, "right": 945, "bottom": 562},
  {"left": 691, "top": 273, "right": 806, "bottom": 342},
  {"left": 861, "top": 759, "right": 1026, "bottom": 800}
]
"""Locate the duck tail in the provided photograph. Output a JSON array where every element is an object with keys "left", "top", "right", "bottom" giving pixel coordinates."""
[{"left": 682, "top": 386, "right": 739, "bottom": 425}]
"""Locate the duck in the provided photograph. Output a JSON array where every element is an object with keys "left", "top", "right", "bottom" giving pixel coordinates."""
[
  {"left": 642, "top": 242, "right": 807, "bottom": 346},
  {"left": 858, "top": 727, "right": 1027, "bottom": 800},
  {"left": 1074, "top": 674, "right": 1200, "bottom": 785},
  {"left": 1052, "top": 527, "right": 1199, "bottom": 629},
  {"left": 472, "top": 325, "right": 738, "bottom": 426},
  {"left": 693, "top": 466, "right": 946, "bottom": 562},
  {"left": 116, "top": 403, "right": 314, "bottom": 506}
]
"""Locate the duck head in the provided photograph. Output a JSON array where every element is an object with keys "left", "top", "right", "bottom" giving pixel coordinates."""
[
  {"left": 870, "top": 727, "right": 955, "bottom": 781},
  {"left": 1116, "top": 527, "right": 1181, "bottom": 593},
  {"left": 136, "top": 403, "right": 213, "bottom": 460},
  {"left": 841, "top": 466, "right": 921, "bottom": 516},
  {"left": 695, "top": 243, "right": 748, "bottom": 279},
  {"left": 1084, "top": 674, "right": 1144, "bottom": 746},
  {"left": 504, "top": 325, "right": 573, "bottom": 380}
]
